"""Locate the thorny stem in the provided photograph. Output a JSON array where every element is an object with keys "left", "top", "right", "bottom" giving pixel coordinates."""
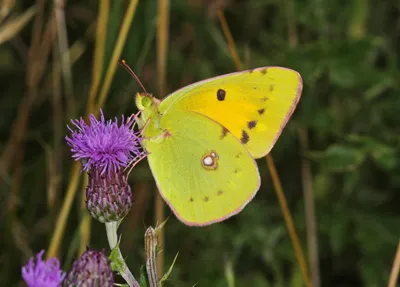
[
  {"left": 105, "top": 221, "right": 140, "bottom": 287},
  {"left": 145, "top": 227, "right": 160, "bottom": 287}
]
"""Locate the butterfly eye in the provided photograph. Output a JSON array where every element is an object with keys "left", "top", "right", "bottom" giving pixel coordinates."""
[
  {"left": 141, "top": 96, "right": 152, "bottom": 107},
  {"left": 135, "top": 93, "right": 153, "bottom": 110}
]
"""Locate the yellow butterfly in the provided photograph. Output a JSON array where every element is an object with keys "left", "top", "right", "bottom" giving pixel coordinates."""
[{"left": 134, "top": 66, "right": 302, "bottom": 226}]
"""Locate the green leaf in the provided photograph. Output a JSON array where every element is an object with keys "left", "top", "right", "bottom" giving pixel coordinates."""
[
  {"left": 139, "top": 265, "right": 149, "bottom": 287},
  {"left": 308, "top": 144, "right": 366, "bottom": 172},
  {"left": 370, "top": 145, "right": 397, "bottom": 171},
  {"left": 109, "top": 241, "right": 124, "bottom": 273},
  {"left": 155, "top": 216, "right": 170, "bottom": 234},
  {"left": 160, "top": 252, "right": 179, "bottom": 286},
  {"left": 346, "top": 135, "right": 397, "bottom": 170}
]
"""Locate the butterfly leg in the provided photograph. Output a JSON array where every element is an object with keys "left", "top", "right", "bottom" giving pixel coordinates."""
[
  {"left": 125, "top": 151, "right": 148, "bottom": 176},
  {"left": 128, "top": 110, "right": 142, "bottom": 131},
  {"left": 145, "top": 129, "right": 171, "bottom": 144}
]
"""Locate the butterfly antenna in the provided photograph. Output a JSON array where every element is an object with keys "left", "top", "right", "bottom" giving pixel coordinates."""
[{"left": 118, "top": 59, "right": 148, "bottom": 94}]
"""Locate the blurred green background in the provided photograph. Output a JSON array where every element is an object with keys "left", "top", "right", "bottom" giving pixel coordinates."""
[{"left": 1, "top": 0, "right": 399, "bottom": 286}]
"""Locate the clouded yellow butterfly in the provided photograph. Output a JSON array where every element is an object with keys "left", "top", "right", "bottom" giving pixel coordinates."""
[{"left": 132, "top": 66, "right": 302, "bottom": 226}]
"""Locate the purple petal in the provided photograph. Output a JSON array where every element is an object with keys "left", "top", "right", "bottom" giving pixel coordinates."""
[{"left": 66, "top": 110, "right": 144, "bottom": 177}]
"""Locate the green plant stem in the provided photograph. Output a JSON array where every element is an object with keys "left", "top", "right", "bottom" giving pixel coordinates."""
[{"left": 105, "top": 221, "right": 139, "bottom": 287}]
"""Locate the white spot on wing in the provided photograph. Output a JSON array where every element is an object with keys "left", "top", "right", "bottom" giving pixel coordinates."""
[
  {"left": 201, "top": 150, "right": 219, "bottom": 170},
  {"left": 203, "top": 156, "right": 213, "bottom": 166}
]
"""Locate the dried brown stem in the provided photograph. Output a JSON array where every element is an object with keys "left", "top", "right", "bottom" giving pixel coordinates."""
[
  {"left": 155, "top": 0, "right": 170, "bottom": 277},
  {"left": 299, "top": 128, "right": 320, "bottom": 287},
  {"left": 388, "top": 241, "right": 400, "bottom": 287},
  {"left": 4, "top": 0, "right": 57, "bottom": 220},
  {"left": 266, "top": 155, "right": 312, "bottom": 287}
]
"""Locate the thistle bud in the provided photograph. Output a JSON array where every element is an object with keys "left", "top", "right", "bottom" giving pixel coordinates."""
[
  {"left": 63, "top": 249, "right": 114, "bottom": 287},
  {"left": 86, "top": 167, "right": 133, "bottom": 223}
]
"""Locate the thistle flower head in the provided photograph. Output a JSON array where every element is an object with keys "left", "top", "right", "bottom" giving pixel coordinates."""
[
  {"left": 66, "top": 110, "right": 144, "bottom": 222},
  {"left": 63, "top": 249, "right": 114, "bottom": 287},
  {"left": 22, "top": 250, "right": 65, "bottom": 287},
  {"left": 66, "top": 110, "right": 142, "bottom": 178}
]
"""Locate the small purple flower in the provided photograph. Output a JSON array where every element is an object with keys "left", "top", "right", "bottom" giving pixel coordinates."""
[
  {"left": 22, "top": 250, "right": 65, "bottom": 287},
  {"left": 66, "top": 110, "right": 143, "bottom": 178},
  {"left": 63, "top": 249, "right": 114, "bottom": 287}
]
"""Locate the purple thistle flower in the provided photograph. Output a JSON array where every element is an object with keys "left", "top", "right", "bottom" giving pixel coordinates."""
[
  {"left": 66, "top": 110, "right": 143, "bottom": 178},
  {"left": 22, "top": 250, "right": 65, "bottom": 287},
  {"left": 63, "top": 249, "right": 114, "bottom": 287},
  {"left": 66, "top": 110, "right": 145, "bottom": 222}
]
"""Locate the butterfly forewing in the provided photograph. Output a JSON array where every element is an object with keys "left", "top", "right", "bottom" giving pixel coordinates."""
[{"left": 160, "top": 67, "right": 302, "bottom": 158}]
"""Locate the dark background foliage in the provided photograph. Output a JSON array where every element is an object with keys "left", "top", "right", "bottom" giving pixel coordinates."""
[{"left": 1, "top": 0, "right": 399, "bottom": 286}]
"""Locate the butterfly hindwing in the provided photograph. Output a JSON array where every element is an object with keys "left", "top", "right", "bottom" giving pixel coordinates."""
[{"left": 143, "top": 110, "right": 260, "bottom": 226}]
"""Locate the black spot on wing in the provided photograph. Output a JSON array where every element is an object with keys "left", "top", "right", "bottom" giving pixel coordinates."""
[
  {"left": 204, "top": 196, "right": 209, "bottom": 202},
  {"left": 217, "top": 89, "right": 226, "bottom": 101},
  {"left": 261, "top": 68, "right": 268, "bottom": 75},
  {"left": 269, "top": 85, "right": 274, "bottom": 92},
  {"left": 220, "top": 127, "right": 229, "bottom": 139},
  {"left": 258, "top": 108, "right": 265, "bottom": 115},
  {"left": 247, "top": 120, "right": 257, "bottom": 129},
  {"left": 241, "top": 130, "right": 250, "bottom": 144}
]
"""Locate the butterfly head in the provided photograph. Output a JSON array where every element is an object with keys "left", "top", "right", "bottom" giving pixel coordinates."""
[
  {"left": 135, "top": 92, "right": 162, "bottom": 131},
  {"left": 135, "top": 92, "right": 160, "bottom": 111}
]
